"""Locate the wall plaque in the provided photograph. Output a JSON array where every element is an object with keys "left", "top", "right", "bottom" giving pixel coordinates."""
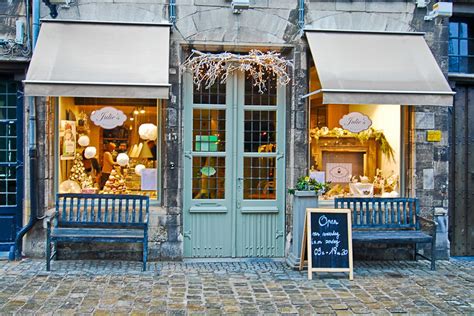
[
  {"left": 426, "top": 130, "right": 442, "bottom": 142},
  {"left": 90, "top": 106, "right": 127, "bottom": 129},
  {"left": 339, "top": 112, "right": 372, "bottom": 133}
]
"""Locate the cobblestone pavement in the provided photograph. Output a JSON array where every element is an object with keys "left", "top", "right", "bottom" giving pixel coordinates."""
[{"left": 0, "top": 258, "right": 472, "bottom": 315}]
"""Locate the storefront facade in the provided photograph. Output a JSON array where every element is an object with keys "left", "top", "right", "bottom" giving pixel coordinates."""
[{"left": 15, "top": 0, "right": 453, "bottom": 261}]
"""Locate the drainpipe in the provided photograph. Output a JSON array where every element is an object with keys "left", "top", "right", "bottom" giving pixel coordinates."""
[
  {"left": 11, "top": 0, "right": 40, "bottom": 261},
  {"left": 33, "top": 0, "right": 40, "bottom": 48},
  {"left": 298, "top": 0, "right": 305, "bottom": 30},
  {"left": 169, "top": 0, "right": 176, "bottom": 25}
]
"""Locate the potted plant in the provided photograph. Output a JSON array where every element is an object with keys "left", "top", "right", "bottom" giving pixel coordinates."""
[{"left": 287, "top": 176, "right": 330, "bottom": 268}]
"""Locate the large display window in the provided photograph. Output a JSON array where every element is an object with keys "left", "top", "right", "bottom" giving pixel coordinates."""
[
  {"left": 56, "top": 97, "right": 161, "bottom": 200},
  {"left": 309, "top": 95, "right": 403, "bottom": 200}
]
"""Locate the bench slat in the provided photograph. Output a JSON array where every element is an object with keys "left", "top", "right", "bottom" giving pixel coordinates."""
[
  {"left": 353, "top": 230, "right": 432, "bottom": 243},
  {"left": 51, "top": 227, "right": 144, "bottom": 238}
]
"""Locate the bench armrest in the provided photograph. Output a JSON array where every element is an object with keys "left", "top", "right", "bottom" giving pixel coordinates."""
[
  {"left": 416, "top": 215, "right": 437, "bottom": 239},
  {"left": 416, "top": 215, "right": 437, "bottom": 226},
  {"left": 44, "top": 210, "right": 58, "bottom": 228}
]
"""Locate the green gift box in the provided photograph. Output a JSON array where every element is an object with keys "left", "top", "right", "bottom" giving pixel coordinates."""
[{"left": 195, "top": 135, "right": 218, "bottom": 152}]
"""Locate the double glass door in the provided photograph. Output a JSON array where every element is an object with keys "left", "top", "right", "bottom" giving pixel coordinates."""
[{"left": 183, "top": 72, "right": 285, "bottom": 258}]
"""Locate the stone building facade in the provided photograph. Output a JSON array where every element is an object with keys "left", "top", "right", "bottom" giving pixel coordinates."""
[{"left": 1, "top": 0, "right": 452, "bottom": 261}]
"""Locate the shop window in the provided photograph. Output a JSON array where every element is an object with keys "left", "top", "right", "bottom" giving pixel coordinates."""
[
  {"left": 309, "top": 100, "right": 402, "bottom": 200},
  {"left": 449, "top": 18, "right": 474, "bottom": 73},
  {"left": 56, "top": 97, "right": 161, "bottom": 200}
]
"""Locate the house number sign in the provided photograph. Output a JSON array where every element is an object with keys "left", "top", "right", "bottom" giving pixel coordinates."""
[
  {"left": 339, "top": 112, "right": 372, "bottom": 133},
  {"left": 90, "top": 106, "right": 127, "bottom": 129}
]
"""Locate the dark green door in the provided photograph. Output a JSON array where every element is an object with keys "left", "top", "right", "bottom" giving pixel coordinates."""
[
  {"left": 183, "top": 72, "right": 285, "bottom": 258},
  {"left": 0, "top": 81, "right": 23, "bottom": 253}
]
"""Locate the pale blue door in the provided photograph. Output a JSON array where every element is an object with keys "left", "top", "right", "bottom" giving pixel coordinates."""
[{"left": 183, "top": 71, "right": 285, "bottom": 258}]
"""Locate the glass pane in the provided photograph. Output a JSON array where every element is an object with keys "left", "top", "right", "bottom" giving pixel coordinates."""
[
  {"left": 7, "top": 193, "right": 16, "bottom": 205},
  {"left": 449, "top": 22, "right": 459, "bottom": 38},
  {"left": 0, "top": 167, "right": 16, "bottom": 205},
  {"left": 244, "top": 71, "right": 277, "bottom": 106},
  {"left": 193, "top": 109, "right": 226, "bottom": 152},
  {"left": 244, "top": 110, "right": 276, "bottom": 152},
  {"left": 460, "top": 22, "right": 468, "bottom": 39},
  {"left": 7, "top": 95, "right": 17, "bottom": 120},
  {"left": 193, "top": 81, "right": 226, "bottom": 104},
  {"left": 243, "top": 157, "right": 276, "bottom": 200},
  {"left": 192, "top": 156, "right": 225, "bottom": 199},
  {"left": 460, "top": 39, "right": 468, "bottom": 56},
  {"left": 0, "top": 97, "right": 6, "bottom": 120},
  {"left": 449, "top": 56, "right": 459, "bottom": 73},
  {"left": 449, "top": 39, "right": 458, "bottom": 55}
]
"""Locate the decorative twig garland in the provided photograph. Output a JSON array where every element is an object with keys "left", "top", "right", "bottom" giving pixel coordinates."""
[{"left": 181, "top": 49, "right": 293, "bottom": 93}]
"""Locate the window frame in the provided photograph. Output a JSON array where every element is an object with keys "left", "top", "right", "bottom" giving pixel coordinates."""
[{"left": 53, "top": 97, "right": 163, "bottom": 205}]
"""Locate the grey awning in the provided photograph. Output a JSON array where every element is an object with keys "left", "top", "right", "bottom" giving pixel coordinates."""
[
  {"left": 305, "top": 30, "right": 454, "bottom": 106},
  {"left": 24, "top": 20, "right": 171, "bottom": 99}
]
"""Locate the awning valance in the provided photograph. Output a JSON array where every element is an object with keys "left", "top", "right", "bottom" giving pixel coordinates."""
[
  {"left": 304, "top": 30, "right": 454, "bottom": 106},
  {"left": 24, "top": 20, "right": 171, "bottom": 99}
]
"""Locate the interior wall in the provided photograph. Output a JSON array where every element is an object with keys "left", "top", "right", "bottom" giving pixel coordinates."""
[{"left": 349, "top": 104, "right": 401, "bottom": 178}]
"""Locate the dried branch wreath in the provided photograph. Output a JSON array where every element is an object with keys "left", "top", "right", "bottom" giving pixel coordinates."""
[{"left": 181, "top": 49, "right": 293, "bottom": 93}]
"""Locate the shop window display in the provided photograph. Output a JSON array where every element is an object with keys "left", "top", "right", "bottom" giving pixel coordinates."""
[
  {"left": 57, "top": 97, "right": 160, "bottom": 199},
  {"left": 309, "top": 101, "right": 401, "bottom": 200}
]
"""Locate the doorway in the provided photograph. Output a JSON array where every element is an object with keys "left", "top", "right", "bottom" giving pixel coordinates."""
[
  {"left": 183, "top": 72, "right": 286, "bottom": 258},
  {"left": 0, "top": 81, "right": 23, "bottom": 253}
]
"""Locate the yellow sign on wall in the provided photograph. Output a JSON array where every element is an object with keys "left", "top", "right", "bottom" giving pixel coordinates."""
[{"left": 426, "top": 130, "right": 442, "bottom": 142}]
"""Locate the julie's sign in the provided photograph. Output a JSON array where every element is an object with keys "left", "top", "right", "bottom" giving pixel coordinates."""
[
  {"left": 339, "top": 112, "right": 372, "bottom": 133},
  {"left": 300, "top": 208, "right": 353, "bottom": 280},
  {"left": 91, "top": 106, "right": 127, "bottom": 129}
]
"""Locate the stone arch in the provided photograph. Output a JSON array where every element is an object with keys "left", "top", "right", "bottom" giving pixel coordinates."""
[
  {"left": 175, "top": 7, "right": 296, "bottom": 44},
  {"left": 306, "top": 11, "right": 415, "bottom": 33}
]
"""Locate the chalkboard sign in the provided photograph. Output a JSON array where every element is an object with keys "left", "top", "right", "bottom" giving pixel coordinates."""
[{"left": 299, "top": 208, "right": 353, "bottom": 280}]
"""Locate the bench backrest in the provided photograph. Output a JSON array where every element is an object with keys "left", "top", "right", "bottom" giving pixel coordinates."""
[
  {"left": 56, "top": 194, "right": 149, "bottom": 227},
  {"left": 334, "top": 197, "right": 420, "bottom": 230}
]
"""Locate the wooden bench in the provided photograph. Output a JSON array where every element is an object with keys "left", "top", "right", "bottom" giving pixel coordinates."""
[
  {"left": 335, "top": 197, "right": 437, "bottom": 270},
  {"left": 46, "top": 193, "right": 150, "bottom": 271}
]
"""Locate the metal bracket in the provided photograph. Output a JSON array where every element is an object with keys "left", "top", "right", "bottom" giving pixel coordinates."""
[
  {"left": 16, "top": 160, "right": 24, "bottom": 170},
  {"left": 276, "top": 152, "right": 284, "bottom": 160},
  {"left": 276, "top": 231, "right": 284, "bottom": 239},
  {"left": 184, "top": 151, "right": 192, "bottom": 159},
  {"left": 183, "top": 230, "right": 191, "bottom": 239}
]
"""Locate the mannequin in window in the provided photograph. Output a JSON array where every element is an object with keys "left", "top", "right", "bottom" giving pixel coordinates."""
[
  {"left": 147, "top": 140, "right": 157, "bottom": 161},
  {"left": 82, "top": 150, "right": 101, "bottom": 187},
  {"left": 100, "top": 143, "right": 118, "bottom": 189}
]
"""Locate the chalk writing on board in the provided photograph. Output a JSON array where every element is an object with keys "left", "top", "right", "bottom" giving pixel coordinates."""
[{"left": 310, "top": 213, "right": 350, "bottom": 268}]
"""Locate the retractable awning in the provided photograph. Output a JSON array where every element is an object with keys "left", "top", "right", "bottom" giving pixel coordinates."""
[
  {"left": 304, "top": 30, "right": 454, "bottom": 106},
  {"left": 24, "top": 20, "right": 171, "bottom": 99}
]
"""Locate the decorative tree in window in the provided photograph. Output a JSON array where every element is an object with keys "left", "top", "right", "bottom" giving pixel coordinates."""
[{"left": 69, "top": 152, "right": 93, "bottom": 189}]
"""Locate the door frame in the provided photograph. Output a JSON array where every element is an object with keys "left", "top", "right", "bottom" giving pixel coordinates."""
[
  {"left": 0, "top": 81, "right": 24, "bottom": 252},
  {"left": 182, "top": 70, "right": 286, "bottom": 258}
]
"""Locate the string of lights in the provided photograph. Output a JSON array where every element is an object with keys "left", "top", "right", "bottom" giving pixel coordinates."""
[{"left": 181, "top": 49, "right": 293, "bottom": 94}]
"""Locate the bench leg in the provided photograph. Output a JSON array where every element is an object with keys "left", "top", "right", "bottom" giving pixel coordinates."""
[
  {"left": 143, "top": 237, "right": 148, "bottom": 272},
  {"left": 431, "top": 236, "right": 436, "bottom": 271},
  {"left": 46, "top": 234, "right": 51, "bottom": 272},
  {"left": 413, "top": 243, "right": 418, "bottom": 261}
]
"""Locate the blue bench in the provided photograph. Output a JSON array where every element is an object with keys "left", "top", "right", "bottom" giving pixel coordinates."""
[
  {"left": 335, "top": 197, "right": 437, "bottom": 270},
  {"left": 46, "top": 194, "right": 150, "bottom": 271}
]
